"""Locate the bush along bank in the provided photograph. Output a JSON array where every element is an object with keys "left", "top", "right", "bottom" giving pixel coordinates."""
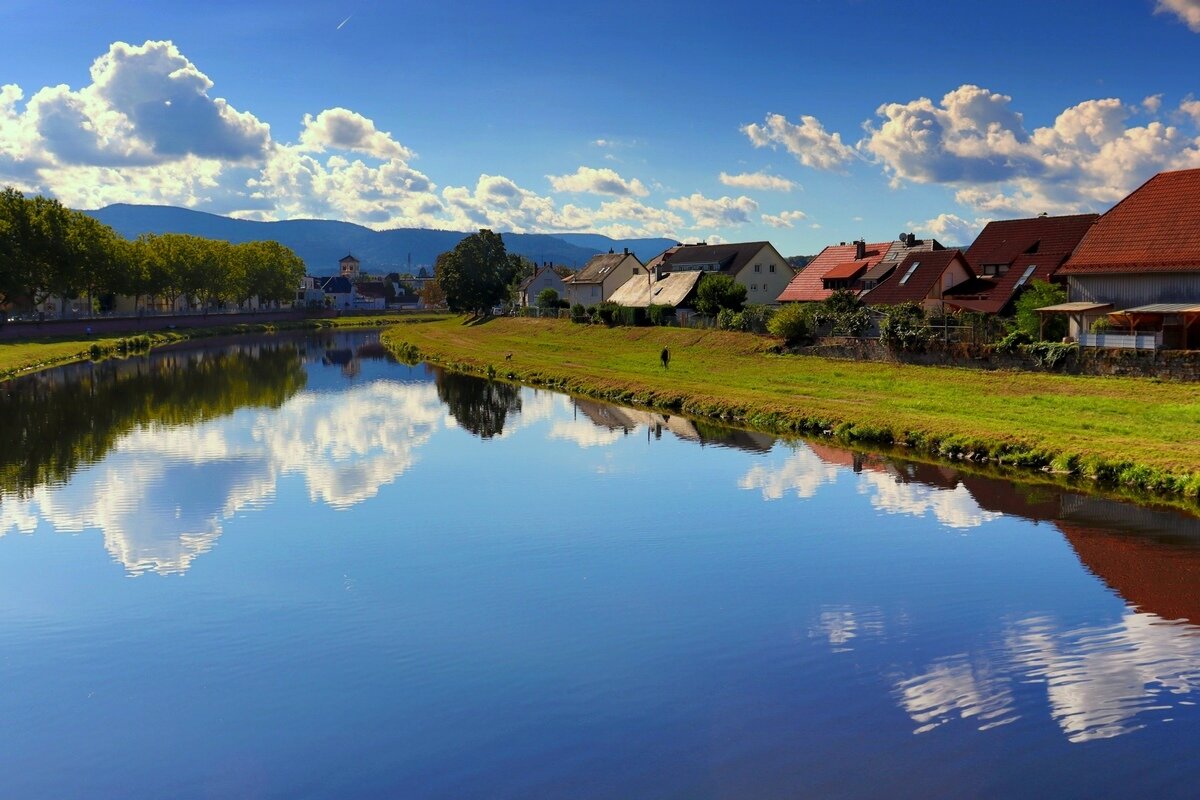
[{"left": 382, "top": 320, "right": 1200, "bottom": 503}]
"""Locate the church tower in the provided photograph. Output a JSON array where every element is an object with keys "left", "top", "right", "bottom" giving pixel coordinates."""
[{"left": 339, "top": 253, "right": 361, "bottom": 280}]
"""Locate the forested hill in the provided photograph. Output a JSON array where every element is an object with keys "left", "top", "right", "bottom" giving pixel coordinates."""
[{"left": 84, "top": 204, "right": 677, "bottom": 275}]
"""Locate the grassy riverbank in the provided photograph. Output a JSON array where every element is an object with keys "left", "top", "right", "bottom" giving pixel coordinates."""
[
  {"left": 383, "top": 316, "right": 1200, "bottom": 498},
  {"left": 0, "top": 313, "right": 450, "bottom": 382}
]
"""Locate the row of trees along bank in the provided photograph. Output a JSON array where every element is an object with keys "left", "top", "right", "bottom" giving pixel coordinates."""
[{"left": 1, "top": 187, "right": 306, "bottom": 317}]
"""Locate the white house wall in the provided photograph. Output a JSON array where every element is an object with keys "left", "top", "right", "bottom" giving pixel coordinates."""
[{"left": 733, "top": 245, "right": 793, "bottom": 305}]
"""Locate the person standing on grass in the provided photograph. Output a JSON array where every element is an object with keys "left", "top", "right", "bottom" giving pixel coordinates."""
[{"left": 661, "top": 346, "right": 670, "bottom": 369}]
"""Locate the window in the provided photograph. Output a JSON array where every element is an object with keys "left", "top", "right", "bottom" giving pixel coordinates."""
[
  {"left": 632, "top": 267, "right": 639, "bottom": 274},
  {"left": 769, "top": 264, "right": 776, "bottom": 273},
  {"left": 1014, "top": 265, "right": 1037, "bottom": 289},
  {"left": 751, "top": 283, "right": 758, "bottom": 291},
  {"left": 898, "top": 262, "right": 920, "bottom": 285},
  {"left": 754, "top": 264, "right": 761, "bottom": 272}
]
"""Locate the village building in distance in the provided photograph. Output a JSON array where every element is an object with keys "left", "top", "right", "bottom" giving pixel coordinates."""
[
  {"left": 607, "top": 240, "right": 795, "bottom": 313},
  {"left": 519, "top": 264, "right": 568, "bottom": 307},
  {"left": 562, "top": 249, "right": 643, "bottom": 306}
]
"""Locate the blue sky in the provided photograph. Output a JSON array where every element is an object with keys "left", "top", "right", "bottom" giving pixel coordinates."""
[{"left": 4, "top": 0, "right": 1200, "bottom": 253}]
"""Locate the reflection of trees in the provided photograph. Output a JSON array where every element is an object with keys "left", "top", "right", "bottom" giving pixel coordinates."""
[
  {"left": 431, "top": 368, "right": 522, "bottom": 439},
  {"left": 0, "top": 344, "right": 306, "bottom": 497}
]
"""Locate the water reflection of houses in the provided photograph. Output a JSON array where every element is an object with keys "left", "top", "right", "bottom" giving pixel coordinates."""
[
  {"left": 571, "top": 398, "right": 775, "bottom": 453},
  {"left": 314, "top": 335, "right": 400, "bottom": 378},
  {"left": 800, "top": 443, "right": 1200, "bottom": 622},
  {"left": 1054, "top": 495, "right": 1200, "bottom": 626}
]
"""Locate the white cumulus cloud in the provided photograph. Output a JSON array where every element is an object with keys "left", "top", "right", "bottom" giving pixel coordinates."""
[
  {"left": 761, "top": 210, "right": 808, "bottom": 229},
  {"left": 1157, "top": 0, "right": 1200, "bottom": 31},
  {"left": 742, "top": 113, "right": 857, "bottom": 170},
  {"left": 719, "top": 170, "right": 796, "bottom": 191},
  {"left": 757, "top": 84, "right": 1200, "bottom": 217},
  {"left": 666, "top": 192, "right": 758, "bottom": 228},
  {"left": 547, "top": 166, "right": 648, "bottom": 197},
  {"left": 299, "top": 107, "right": 413, "bottom": 160}
]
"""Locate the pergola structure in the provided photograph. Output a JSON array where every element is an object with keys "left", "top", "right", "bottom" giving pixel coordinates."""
[
  {"left": 1106, "top": 303, "right": 1200, "bottom": 349},
  {"left": 1033, "top": 301, "right": 1112, "bottom": 340}
]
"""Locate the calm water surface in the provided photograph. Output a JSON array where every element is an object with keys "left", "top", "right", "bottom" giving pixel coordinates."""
[{"left": 2, "top": 330, "right": 1199, "bottom": 798}]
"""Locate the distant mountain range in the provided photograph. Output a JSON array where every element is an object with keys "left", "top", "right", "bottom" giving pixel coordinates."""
[{"left": 83, "top": 204, "right": 678, "bottom": 275}]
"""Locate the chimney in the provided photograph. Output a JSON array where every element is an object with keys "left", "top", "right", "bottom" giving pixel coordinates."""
[
  {"left": 906, "top": 233, "right": 918, "bottom": 247},
  {"left": 623, "top": 247, "right": 629, "bottom": 255},
  {"left": 854, "top": 239, "right": 866, "bottom": 260}
]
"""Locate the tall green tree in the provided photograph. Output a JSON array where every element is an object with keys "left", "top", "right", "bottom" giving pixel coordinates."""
[
  {"left": 0, "top": 187, "right": 33, "bottom": 309},
  {"left": 434, "top": 229, "right": 517, "bottom": 314},
  {"left": 694, "top": 273, "right": 747, "bottom": 316},
  {"left": 1015, "top": 279, "right": 1068, "bottom": 341}
]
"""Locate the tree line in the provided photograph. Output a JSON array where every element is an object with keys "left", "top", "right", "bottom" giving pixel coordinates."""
[{"left": 1, "top": 187, "right": 307, "bottom": 316}]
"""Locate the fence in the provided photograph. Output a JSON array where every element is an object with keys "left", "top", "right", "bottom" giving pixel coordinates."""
[{"left": 1079, "top": 332, "right": 1163, "bottom": 350}]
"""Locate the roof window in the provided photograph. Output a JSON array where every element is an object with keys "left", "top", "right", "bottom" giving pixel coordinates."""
[
  {"left": 898, "top": 262, "right": 920, "bottom": 285},
  {"left": 1014, "top": 265, "right": 1037, "bottom": 289}
]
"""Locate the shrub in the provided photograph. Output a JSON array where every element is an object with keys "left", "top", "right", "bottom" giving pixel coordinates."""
[
  {"left": 1028, "top": 341, "right": 1077, "bottom": 370},
  {"left": 535, "top": 288, "right": 560, "bottom": 309},
  {"left": 716, "top": 308, "right": 740, "bottom": 330},
  {"left": 996, "top": 330, "right": 1032, "bottom": 353},
  {"left": 767, "top": 302, "right": 811, "bottom": 343},
  {"left": 597, "top": 301, "right": 620, "bottom": 325},
  {"left": 879, "top": 303, "right": 933, "bottom": 352},
  {"left": 738, "top": 304, "right": 776, "bottom": 333},
  {"left": 647, "top": 304, "right": 675, "bottom": 326},
  {"left": 1090, "top": 316, "right": 1113, "bottom": 333},
  {"left": 816, "top": 291, "right": 872, "bottom": 336},
  {"left": 570, "top": 303, "right": 588, "bottom": 323}
]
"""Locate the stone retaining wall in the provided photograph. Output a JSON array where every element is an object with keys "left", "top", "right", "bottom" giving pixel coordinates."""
[{"left": 797, "top": 338, "right": 1200, "bottom": 381}]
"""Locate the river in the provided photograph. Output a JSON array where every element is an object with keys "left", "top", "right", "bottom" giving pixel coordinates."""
[{"left": 1, "top": 329, "right": 1198, "bottom": 798}]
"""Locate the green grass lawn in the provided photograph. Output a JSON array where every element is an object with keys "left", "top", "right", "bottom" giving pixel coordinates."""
[
  {"left": 384, "top": 316, "right": 1200, "bottom": 496},
  {"left": 0, "top": 313, "right": 450, "bottom": 382}
]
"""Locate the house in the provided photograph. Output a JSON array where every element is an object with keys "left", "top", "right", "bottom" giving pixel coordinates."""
[
  {"left": 353, "top": 281, "right": 388, "bottom": 310},
  {"left": 318, "top": 276, "right": 356, "bottom": 309},
  {"left": 777, "top": 234, "right": 943, "bottom": 303},
  {"left": 860, "top": 249, "right": 973, "bottom": 311},
  {"left": 608, "top": 269, "right": 703, "bottom": 310},
  {"left": 648, "top": 240, "right": 795, "bottom": 304},
  {"left": 519, "top": 265, "right": 567, "bottom": 307},
  {"left": 1056, "top": 168, "right": 1200, "bottom": 348},
  {"left": 562, "top": 249, "right": 643, "bottom": 306},
  {"left": 942, "top": 214, "right": 1098, "bottom": 315},
  {"left": 383, "top": 274, "right": 421, "bottom": 307}
]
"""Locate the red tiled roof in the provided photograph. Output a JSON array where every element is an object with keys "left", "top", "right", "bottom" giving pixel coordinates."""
[
  {"left": 777, "top": 242, "right": 890, "bottom": 302},
  {"left": 967, "top": 213, "right": 1097, "bottom": 270},
  {"left": 1058, "top": 521, "right": 1200, "bottom": 625},
  {"left": 942, "top": 213, "right": 1097, "bottom": 312},
  {"left": 823, "top": 261, "right": 869, "bottom": 281},
  {"left": 862, "top": 249, "right": 971, "bottom": 306},
  {"left": 1061, "top": 169, "right": 1200, "bottom": 274}
]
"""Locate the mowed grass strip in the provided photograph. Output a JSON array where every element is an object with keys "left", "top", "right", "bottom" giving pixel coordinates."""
[
  {"left": 384, "top": 316, "right": 1200, "bottom": 491},
  {"left": 0, "top": 313, "right": 451, "bottom": 381}
]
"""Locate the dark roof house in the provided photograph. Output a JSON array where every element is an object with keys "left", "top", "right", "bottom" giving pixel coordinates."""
[
  {"left": 943, "top": 213, "right": 1098, "bottom": 314},
  {"left": 778, "top": 235, "right": 943, "bottom": 302},
  {"left": 861, "top": 249, "right": 973, "bottom": 307}
]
